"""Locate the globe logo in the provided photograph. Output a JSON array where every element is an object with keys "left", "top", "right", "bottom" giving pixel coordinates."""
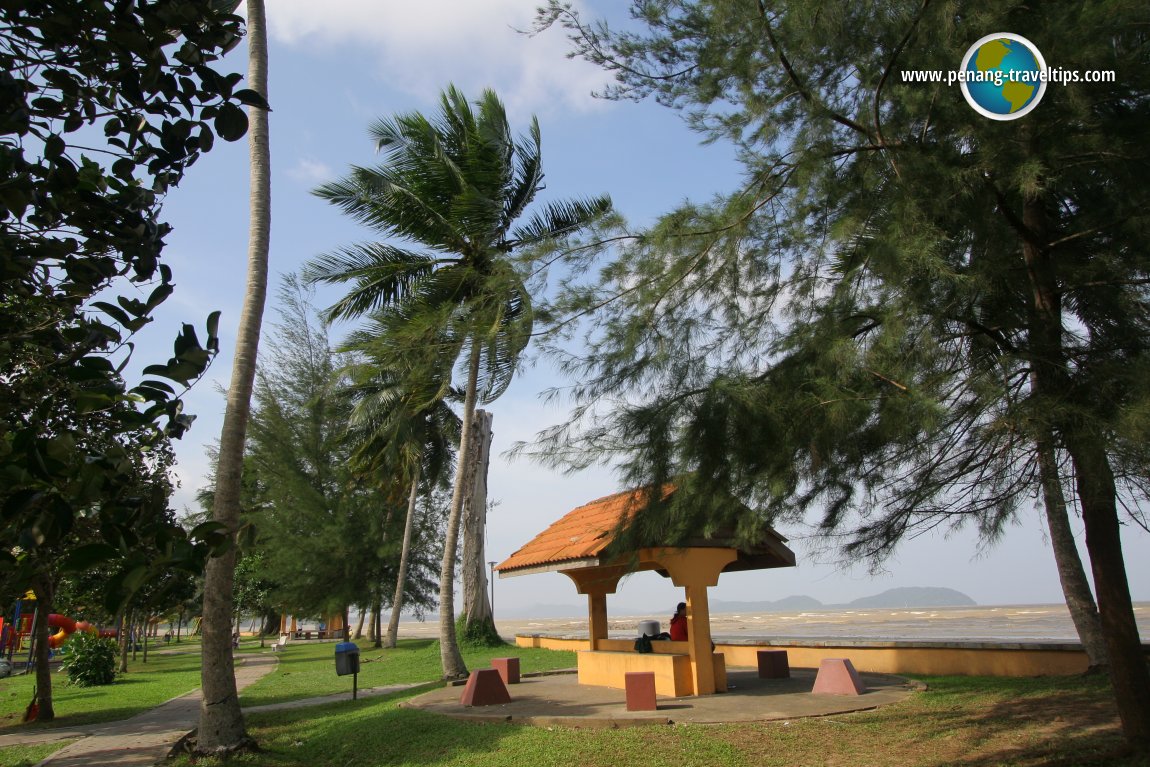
[{"left": 960, "top": 33, "right": 1047, "bottom": 120}]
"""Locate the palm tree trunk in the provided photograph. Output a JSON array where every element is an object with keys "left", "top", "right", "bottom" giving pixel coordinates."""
[
  {"left": 462, "top": 409, "right": 495, "bottom": 637},
  {"left": 385, "top": 464, "right": 421, "bottom": 649},
  {"left": 198, "top": 0, "right": 270, "bottom": 753},
  {"left": 437, "top": 343, "right": 480, "bottom": 679},
  {"left": 1035, "top": 433, "right": 1107, "bottom": 669}
]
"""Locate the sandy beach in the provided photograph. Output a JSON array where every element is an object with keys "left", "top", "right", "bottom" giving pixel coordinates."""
[{"left": 395, "top": 602, "right": 1150, "bottom": 643}]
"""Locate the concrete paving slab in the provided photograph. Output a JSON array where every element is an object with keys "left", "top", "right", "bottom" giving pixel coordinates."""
[{"left": 402, "top": 668, "right": 921, "bottom": 727}]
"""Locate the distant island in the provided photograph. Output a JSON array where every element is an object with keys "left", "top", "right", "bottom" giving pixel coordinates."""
[{"left": 499, "top": 586, "right": 976, "bottom": 619}]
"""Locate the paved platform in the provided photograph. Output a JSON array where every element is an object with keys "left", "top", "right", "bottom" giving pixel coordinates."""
[{"left": 402, "top": 667, "right": 920, "bottom": 727}]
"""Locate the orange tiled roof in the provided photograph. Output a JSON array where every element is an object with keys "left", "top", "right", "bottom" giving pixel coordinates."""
[{"left": 496, "top": 486, "right": 669, "bottom": 574}]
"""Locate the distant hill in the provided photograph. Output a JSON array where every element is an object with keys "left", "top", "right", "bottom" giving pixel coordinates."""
[
  {"left": 497, "top": 586, "right": 975, "bottom": 618},
  {"left": 844, "top": 586, "right": 976, "bottom": 608}
]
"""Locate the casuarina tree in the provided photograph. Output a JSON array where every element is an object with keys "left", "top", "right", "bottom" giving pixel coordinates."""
[{"left": 532, "top": 0, "right": 1149, "bottom": 748}]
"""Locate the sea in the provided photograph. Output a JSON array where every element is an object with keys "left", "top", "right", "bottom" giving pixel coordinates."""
[{"left": 399, "top": 603, "right": 1150, "bottom": 644}]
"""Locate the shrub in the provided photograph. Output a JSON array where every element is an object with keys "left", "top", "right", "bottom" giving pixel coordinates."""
[
  {"left": 455, "top": 615, "right": 505, "bottom": 647},
  {"left": 60, "top": 632, "right": 118, "bottom": 687}
]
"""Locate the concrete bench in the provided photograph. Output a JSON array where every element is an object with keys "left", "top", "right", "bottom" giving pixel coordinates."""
[
  {"left": 491, "top": 657, "right": 520, "bottom": 685},
  {"left": 625, "top": 671, "right": 657, "bottom": 711},
  {"left": 757, "top": 649, "right": 790, "bottom": 678},
  {"left": 812, "top": 658, "right": 867, "bottom": 695},
  {"left": 460, "top": 668, "right": 511, "bottom": 706},
  {"left": 577, "top": 650, "right": 726, "bottom": 696}
]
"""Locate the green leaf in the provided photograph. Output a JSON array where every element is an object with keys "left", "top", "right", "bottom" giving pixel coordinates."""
[
  {"left": 61, "top": 543, "right": 120, "bottom": 571},
  {"left": 214, "top": 102, "right": 248, "bottom": 142},
  {"left": 232, "top": 88, "right": 270, "bottom": 110},
  {"left": 92, "top": 300, "right": 133, "bottom": 326}
]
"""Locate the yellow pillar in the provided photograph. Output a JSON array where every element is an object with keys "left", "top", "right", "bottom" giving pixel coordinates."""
[
  {"left": 587, "top": 591, "right": 609, "bottom": 651},
  {"left": 562, "top": 566, "right": 627, "bottom": 651},
  {"left": 684, "top": 585, "right": 715, "bottom": 693},
  {"left": 643, "top": 547, "right": 737, "bottom": 696}
]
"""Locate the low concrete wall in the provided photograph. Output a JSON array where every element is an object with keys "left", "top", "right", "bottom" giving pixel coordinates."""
[{"left": 516, "top": 633, "right": 1149, "bottom": 677}]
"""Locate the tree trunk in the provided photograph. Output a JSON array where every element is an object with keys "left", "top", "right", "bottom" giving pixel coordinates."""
[
  {"left": 353, "top": 608, "right": 366, "bottom": 640},
  {"left": 1067, "top": 432, "right": 1150, "bottom": 749},
  {"left": 374, "top": 597, "right": 384, "bottom": 648},
  {"left": 461, "top": 409, "right": 495, "bottom": 636},
  {"left": 372, "top": 501, "right": 396, "bottom": 648},
  {"left": 1023, "top": 192, "right": 1150, "bottom": 750},
  {"left": 369, "top": 595, "right": 381, "bottom": 647},
  {"left": 118, "top": 610, "right": 130, "bottom": 674},
  {"left": 1035, "top": 434, "right": 1108, "bottom": 669},
  {"left": 437, "top": 343, "right": 481, "bottom": 679},
  {"left": 259, "top": 610, "right": 279, "bottom": 637},
  {"left": 30, "top": 577, "right": 54, "bottom": 722},
  {"left": 197, "top": 0, "right": 270, "bottom": 753},
  {"left": 385, "top": 465, "right": 421, "bottom": 649}
]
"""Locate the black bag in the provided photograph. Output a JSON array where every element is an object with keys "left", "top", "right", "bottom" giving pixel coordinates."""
[{"left": 634, "top": 634, "right": 653, "bottom": 653}]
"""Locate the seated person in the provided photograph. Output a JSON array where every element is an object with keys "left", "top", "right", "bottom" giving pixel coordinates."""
[{"left": 669, "top": 602, "right": 688, "bottom": 641}]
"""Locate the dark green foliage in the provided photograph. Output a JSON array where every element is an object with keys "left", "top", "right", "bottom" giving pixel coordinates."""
[
  {"left": 60, "top": 632, "right": 118, "bottom": 687},
  {"left": 531, "top": 0, "right": 1150, "bottom": 566},
  {"left": 0, "top": 0, "right": 261, "bottom": 607},
  {"left": 241, "top": 277, "right": 445, "bottom": 622}
]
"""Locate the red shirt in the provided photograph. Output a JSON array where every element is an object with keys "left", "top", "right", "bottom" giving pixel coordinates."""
[{"left": 669, "top": 613, "right": 687, "bottom": 641}]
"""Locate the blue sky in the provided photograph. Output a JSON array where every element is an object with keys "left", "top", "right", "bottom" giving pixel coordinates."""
[{"left": 137, "top": 0, "right": 1149, "bottom": 613}]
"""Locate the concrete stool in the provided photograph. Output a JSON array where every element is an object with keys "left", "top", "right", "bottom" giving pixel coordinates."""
[
  {"left": 811, "top": 658, "right": 867, "bottom": 695},
  {"left": 460, "top": 668, "right": 511, "bottom": 706},
  {"left": 757, "top": 649, "right": 790, "bottom": 678},
  {"left": 491, "top": 657, "right": 520, "bottom": 685},
  {"left": 624, "top": 671, "right": 657, "bottom": 711}
]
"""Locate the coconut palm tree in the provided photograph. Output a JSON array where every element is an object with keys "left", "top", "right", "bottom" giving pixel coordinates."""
[
  {"left": 198, "top": 0, "right": 269, "bottom": 752},
  {"left": 306, "top": 86, "right": 610, "bottom": 677}
]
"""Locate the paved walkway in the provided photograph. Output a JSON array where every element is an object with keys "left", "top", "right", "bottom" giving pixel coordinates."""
[{"left": 0, "top": 653, "right": 277, "bottom": 767}]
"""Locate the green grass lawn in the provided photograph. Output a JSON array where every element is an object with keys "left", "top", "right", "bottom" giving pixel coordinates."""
[
  {"left": 239, "top": 639, "right": 576, "bottom": 707},
  {"left": 0, "top": 645, "right": 204, "bottom": 731},
  {"left": 168, "top": 672, "right": 1142, "bottom": 767},
  {"left": 0, "top": 739, "right": 77, "bottom": 767},
  {"left": 1, "top": 637, "right": 1143, "bottom": 767}
]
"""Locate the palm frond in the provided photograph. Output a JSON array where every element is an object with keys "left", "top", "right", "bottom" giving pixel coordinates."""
[{"left": 509, "top": 195, "right": 612, "bottom": 246}]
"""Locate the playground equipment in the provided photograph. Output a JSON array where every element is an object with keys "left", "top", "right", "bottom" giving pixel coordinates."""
[
  {"left": 1, "top": 593, "right": 109, "bottom": 659},
  {"left": 47, "top": 614, "right": 99, "bottom": 648}
]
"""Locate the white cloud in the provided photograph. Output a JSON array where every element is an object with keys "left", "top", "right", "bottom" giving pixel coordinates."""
[
  {"left": 262, "top": 0, "right": 612, "bottom": 114},
  {"left": 286, "top": 157, "right": 334, "bottom": 185}
]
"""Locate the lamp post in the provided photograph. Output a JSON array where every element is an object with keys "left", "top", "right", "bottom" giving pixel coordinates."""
[{"left": 488, "top": 561, "right": 497, "bottom": 616}]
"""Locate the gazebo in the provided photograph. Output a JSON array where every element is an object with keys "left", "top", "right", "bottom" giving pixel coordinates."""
[{"left": 496, "top": 486, "right": 796, "bottom": 697}]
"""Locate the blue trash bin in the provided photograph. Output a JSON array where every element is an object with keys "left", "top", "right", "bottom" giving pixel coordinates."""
[{"left": 335, "top": 642, "right": 360, "bottom": 677}]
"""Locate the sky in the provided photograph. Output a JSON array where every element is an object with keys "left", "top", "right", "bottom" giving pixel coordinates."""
[{"left": 135, "top": 0, "right": 1150, "bottom": 615}]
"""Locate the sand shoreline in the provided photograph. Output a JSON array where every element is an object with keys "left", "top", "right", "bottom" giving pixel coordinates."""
[{"left": 390, "top": 602, "right": 1150, "bottom": 643}]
